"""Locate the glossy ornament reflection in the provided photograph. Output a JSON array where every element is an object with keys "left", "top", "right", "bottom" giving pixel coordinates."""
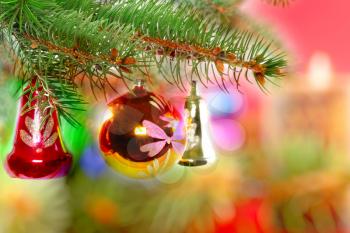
[
  {"left": 5, "top": 79, "right": 72, "bottom": 179},
  {"left": 99, "top": 80, "right": 185, "bottom": 178}
]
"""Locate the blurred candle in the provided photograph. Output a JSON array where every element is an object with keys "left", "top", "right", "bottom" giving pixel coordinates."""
[{"left": 308, "top": 52, "right": 333, "bottom": 91}]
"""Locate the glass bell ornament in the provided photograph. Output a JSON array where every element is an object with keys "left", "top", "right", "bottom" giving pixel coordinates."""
[
  {"left": 99, "top": 80, "right": 185, "bottom": 178},
  {"left": 5, "top": 79, "right": 72, "bottom": 179},
  {"left": 179, "top": 81, "right": 216, "bottom": 167}
]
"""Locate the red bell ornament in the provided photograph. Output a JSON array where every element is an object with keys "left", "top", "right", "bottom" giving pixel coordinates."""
[
  {"left": 99, "top": 80, "right": 185, "bottom": 178},
  {"left": 5, "top": 80, "right": 72, "bottom": 179}
]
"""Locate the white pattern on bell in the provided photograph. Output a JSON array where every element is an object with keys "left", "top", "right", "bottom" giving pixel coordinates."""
[{"left": 32, "top": 109, "right": 41, "bottom": 144}]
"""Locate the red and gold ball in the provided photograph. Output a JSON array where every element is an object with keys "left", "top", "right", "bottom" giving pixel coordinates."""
[{"left": 99, "top": 85, "right": 185, "bottom": 178}]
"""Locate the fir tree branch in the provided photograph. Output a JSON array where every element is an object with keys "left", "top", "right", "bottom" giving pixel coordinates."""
[
  {"left": 1, "top": 30, "right": 87, "bottom": 126},
  {"left": 180, "top": 0, "right": 285, "bottom": 53},
  {"left": 177, "top": 0, "right": 242, "bottom": 23},
  {"left": 0, "top": 0, "right": 288, "bottom": 124},
  {"left": 1, "top": 0, "right": 287, "bottom": 89},
  {"left": 53, "top": 0, "right": 287, "bottom": 90},
  {"left": 90, "top": 0, "right": 287, "bottom": 89},
  {"left": 20, "top": 44, "right": 86, "bottom": 126}
]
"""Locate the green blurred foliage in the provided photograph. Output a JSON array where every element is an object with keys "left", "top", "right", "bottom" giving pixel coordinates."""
[
  {"left": 0, "top": 77, "right": 20, "bottom": 160},
  {"left": 61, "top": 111, "right": 92, "bottom": 166}
]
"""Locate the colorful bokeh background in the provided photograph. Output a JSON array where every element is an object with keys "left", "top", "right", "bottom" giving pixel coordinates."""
[{"left": 1, "top": 1, "right": 350, "bottom": 233}]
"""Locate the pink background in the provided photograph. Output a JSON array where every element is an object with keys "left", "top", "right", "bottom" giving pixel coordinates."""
[{"left": 245, "top": 0, "right": 350, "bottom": 73}]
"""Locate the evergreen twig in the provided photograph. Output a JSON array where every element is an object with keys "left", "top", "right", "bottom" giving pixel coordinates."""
[{"left": 0, "top": 0, "right": 288, "bottom": 125}]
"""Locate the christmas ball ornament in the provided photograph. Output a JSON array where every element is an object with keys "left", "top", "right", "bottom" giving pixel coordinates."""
[
  {"left": 99, "top": 80, "right": 185, "bottom": 178},
  {"left": 5, "top": 79, "right": 72, "bottom": 179}
]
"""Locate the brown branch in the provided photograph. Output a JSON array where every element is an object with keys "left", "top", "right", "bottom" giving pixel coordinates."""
[
  {"left": 141, "top": 35, "right": 267, "bottom": 75},
  {"left": 24, "top": 33, "right": 274, "bottom": 87},
  {"left": 205, "top": 0, "right": 239, "bottom": 14},
  {"left": 24, "top": 34, "right": 135, "bottom": 68},
  {"left": 25, "top": 33, "right": 267, "bottom": 75},
  {"left": 206, "top": 0, "right": 227, "bottom": 14}
]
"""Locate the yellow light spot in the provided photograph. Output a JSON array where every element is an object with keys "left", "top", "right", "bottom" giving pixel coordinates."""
[{"left": 134, "top": 126, "right": 147, "bottom": 136}]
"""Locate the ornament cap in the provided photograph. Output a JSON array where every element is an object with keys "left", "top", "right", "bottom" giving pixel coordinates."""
[
  {"left": 191, "top": 80, "right": 197, "bottom": 96},
  {"left": 131, "top": 79, "right": 147, "bottom": 96},
  {"left": 188, "top": 80, "right": 201, "bottom": 101},
  {"left": 134, "top": 79, "right": 146, "bottom": 88}
]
